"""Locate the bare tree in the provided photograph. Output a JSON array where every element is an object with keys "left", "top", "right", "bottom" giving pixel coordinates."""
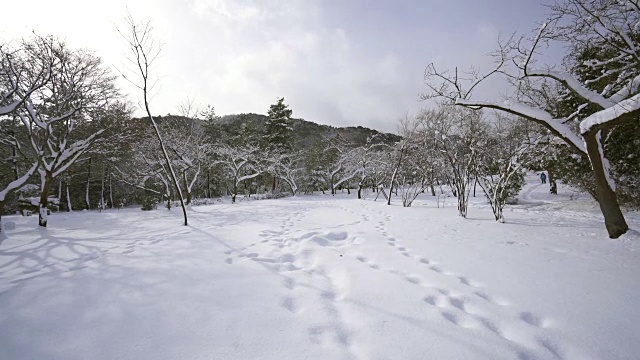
[
  {"left": 423, "top": 0, "right": 638, "bottom": 238},
  {"left": 321, "top": 137, "right": 361, "bottom": 195},
  {"left": 163, "top": 118, "right": 208, "bottom": 205},
  {"left": 268, "top": 151, "right": 305, "bottom": 196},
  {"left": 0, "top": 37, "right": 55, "bottom": 232},
  {"left": 352, "top": 135, "right": 388, "bottom": 199},
  {"left": 395, "top": 114, "right": 435, "bottom": 207},
  {"left": 417, "top": 106, "right": 484, "bottom": 217},
  {"left": 117, "top": 13, "right": 188, "bottom": 225},
  {"left": 214, "top": 144, "right": 262, "bottom": 203},
  {"left": 11, "top": 36, "right": 119, "bottom": 227},
  {"left": 475, "top": 114, "right": 536, "bottom": 222}
]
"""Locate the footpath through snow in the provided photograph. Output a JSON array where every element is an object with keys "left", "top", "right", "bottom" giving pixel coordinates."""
[{"left": 0, "top": 175, "right": 639, "bottom": 360}]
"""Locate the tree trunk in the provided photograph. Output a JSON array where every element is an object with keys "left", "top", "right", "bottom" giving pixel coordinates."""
[
  {"left": 182, "top": 170, "right": 191, "bottom": 205},
  {"left": 207, "top": 169, "right": 211, "bottom": 198},
  {"left": 85, "top": 157, "right": 92, "bottom": 210},
  {"left": 58, "top": 180, "right": 65, "bottom": 212},
  {"left": 11, "top": 129, "right": 19, "bottom": 180},
  {"left": 232, "top": 181, "right": 238, "bottom": 204},
  {"left": 547, "top": 168, "right": 555, "bottom": 188},
  {"left": 39, "top": 172, "right": 53, "bottom": 227},
  {"left": 0, "top": 203, "right": 3, "bottom": 235},
  {"left": 583, "top": 131, "right": 628, "bottom": 238},
  {"left": 109, "top": 172, "right": 114, "bottom": 208},
  {"left": 100, "top": 170, "right": 105, "bottom": 212},
  {"left": 66, "top": 184, "right": 73, "bottom": 212},
  {"left": 357, "top": 183, "right": 363, "bottom": 199},
  {"left": 430, "top": 183, "right": 436, "bottom": 196}
]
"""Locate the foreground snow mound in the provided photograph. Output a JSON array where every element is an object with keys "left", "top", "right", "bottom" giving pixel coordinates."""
[{"left": 1, "top": 177, "right": 639, "bottom": 360}]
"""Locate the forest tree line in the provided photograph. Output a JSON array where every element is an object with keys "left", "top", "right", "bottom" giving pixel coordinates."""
[{"left": 1, "top": 0, "right": 639, "bottom": 238}]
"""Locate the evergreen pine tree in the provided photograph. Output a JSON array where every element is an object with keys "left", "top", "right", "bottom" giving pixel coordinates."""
[
  {"left": 264, "top": 98, "right": 293, "bottom": 192},
  {"left": 264, "top": 97, "right": 293, "bottom": 152}
]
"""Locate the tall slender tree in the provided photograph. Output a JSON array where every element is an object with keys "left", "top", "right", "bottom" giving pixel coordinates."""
[
  {"left": 117, "top": 13, "right": 188, "bottom": 226},
  {"left": 264, "top": 97, "right": 293, "bottom": 191}
]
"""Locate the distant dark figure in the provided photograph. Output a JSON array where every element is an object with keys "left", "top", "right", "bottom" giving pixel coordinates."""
[
  {"left": 550, "top": 181, "right": 557, "bottom": 195},
  {"left": 540, "top": 172, "right": 547, "bottom": 184}
]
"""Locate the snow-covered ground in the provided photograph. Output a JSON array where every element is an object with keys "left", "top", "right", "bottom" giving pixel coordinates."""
[{"left": 1, "top": 175, "right": 639, "bottom": 360}]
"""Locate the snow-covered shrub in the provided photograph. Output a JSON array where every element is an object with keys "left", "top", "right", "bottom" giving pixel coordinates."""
[{"left": 141, "top": 196, "right": 157, "bottom": 211}]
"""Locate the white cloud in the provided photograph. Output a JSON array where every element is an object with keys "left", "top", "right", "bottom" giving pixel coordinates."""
[{"left": 1, "top": 0, "right": 554, "bottom": 133}]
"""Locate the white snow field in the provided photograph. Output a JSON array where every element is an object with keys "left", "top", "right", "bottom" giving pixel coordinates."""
[{"left": 1, "top": 175, "right": 639, "bottom": 360}]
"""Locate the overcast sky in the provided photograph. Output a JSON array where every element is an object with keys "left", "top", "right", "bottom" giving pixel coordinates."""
[{"left": 2, "top": 0, "right": 555, "bottom": 133}]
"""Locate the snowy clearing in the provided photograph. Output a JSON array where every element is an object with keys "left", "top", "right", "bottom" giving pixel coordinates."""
[{"left": 1, "top": 175, "right": 639, "bottom": 360}]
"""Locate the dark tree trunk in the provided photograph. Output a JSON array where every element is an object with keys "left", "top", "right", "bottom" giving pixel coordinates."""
[
  {"left": 207, "top": 169, "right": 211, "bottom": 198},
  {"left": 109, "top": 172, "right": 114, "bottom": 208},
  {"left": 11, "top": 130, "right": 19, "bottom": 180},
  {"left": 583, "top": 131, "right": 628, "bottom": 238},
  {"left": 430, "top": 183, "right": 436, "bottom": 196},
  {"left": 39, "top": 172, "right": 54, "bottom": 227},
  {"left": 182, "top": 170, "right": 191, "bottom": 205},
  {"left": 232, "top": 181, "right": 238, "bottom": 203},
  {"left": 66, "top": 183, "right": 72, "bottom": 212},
  {"left": 58, "top": 179, "right": 65, "bottom": 212},
  {"left": 547, "top": 168, "right": 555, "bottom": 188},
  {"left": 0, "top": 201, "right": 4, "bottom": 234},
  {"left": 357, "top": 183, "right": 363, "bottom": 199},
  {"left": 85, "top": 157, "right": 92, "bottom": 210},
  {"left": 100, "top": 170, "right": 105, "bottom": 211}
]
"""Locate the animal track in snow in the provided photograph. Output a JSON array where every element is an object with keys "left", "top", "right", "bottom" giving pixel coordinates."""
[
  {"left": 281, "top": 296, "right": 300, "bottom": 313},
  {"left": 301, "top": 231, "right": 351, "bottom": 247},
  {"left": 459, "top": 276, "right": 482, "bottom": 288},
  {"left": 404, "top": 274, "right": 425, "bottom": 285},
  {"left": 449, "top": 297, "right": 467, "bottom": 312},
  {"left": 441, "top": 311, "right": 459, "bottom": 325},
  {"left": 520, "top": 312, "right": 547, "bottom": 327},
  {"left": 477, "top": 316, "right": 502, "bottom": 335},
  {"left": 423, "top": 295, "right": 447, "bottom": 308},
  {"left": 538, "top": 338, "right": 565, "bottom": 360},
  {"left": 437, "top": 288, "right": 450, "bottom": 296},
  {"left": 284, "top": 277, "right": 296, "bottom": 290}
]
